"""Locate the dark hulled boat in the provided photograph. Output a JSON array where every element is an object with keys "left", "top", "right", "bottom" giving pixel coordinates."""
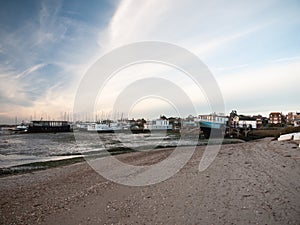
[{"left": 28, "top": 121, "right": 71, "bottom": 133}]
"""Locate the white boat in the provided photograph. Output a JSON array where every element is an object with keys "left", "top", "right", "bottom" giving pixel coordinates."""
[
  {"left": 278, "top": 132, "right": 300, "bottom": 148},
  {"left": 293, "top": 132, "right": 300, "bottom": 141},
  {"left": 10, "top": 124, "right": 28, "bottom": 133},
  {"left": 87, "top": 122, "right": 122, "bottom": 133},
  {"left": 16, "top": 125, "right": 28, "bottom": 131},
  {"left": 278, "top": 133, "right": 294, "bottom": 141}
]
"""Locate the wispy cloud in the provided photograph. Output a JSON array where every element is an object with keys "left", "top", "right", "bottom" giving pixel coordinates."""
[
  {"left": 14, "top": 63, "right": 47, "bottom": 79},
  {"left": 0, "top": 0, "right": 118, "bottom": 122},
  {"left": 100, "top": 0, "right": 274, "bottom": 51},
  {"left": 269, "top": 56, "right": 300, "bottom": 63},
  {"left": 93, "top": 0, "right": 300, "bottom": 116}
]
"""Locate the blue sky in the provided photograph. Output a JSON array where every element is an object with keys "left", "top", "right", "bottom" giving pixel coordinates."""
[{"left": 0, "top": 0, "right": 299, "bottom": 123}]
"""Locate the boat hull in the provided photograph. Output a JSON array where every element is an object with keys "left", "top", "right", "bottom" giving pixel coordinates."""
[
  {"left": 199, "top": 121, "right": 225, "bottom": 139},
  {"left": 27, "top": 125, "right": 71, "bottom": 133}
]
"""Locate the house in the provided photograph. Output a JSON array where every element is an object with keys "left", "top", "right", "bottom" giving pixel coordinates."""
[
  {"left": 168, "top": 117, "right": 181, "bottom": 130},
  {"left": 287, "top": 112, "right": 295, "bottom": 125},
  {"left": 238, "top": 115, "right": 257, "bottom": 129},
  {"left": 269, "top": 112, "right": 284, "bottom": 125},
  {"left": 294, "top": 112, "right": 300, "bottom": 127},
  {"left": 229, "top": 110, "right": 239, "bottom": 127},
  {"left": 182, "top": 115, "right": 198, "bottom": 128},
  {"left": 251, "top": 115, "right": 268, "bottom": 129},
  {"left": 287, "top": 112, "right": 300, "bottom": 126},
  {"left": 228, "top": 110, "right": 261, "bottom": 129}
]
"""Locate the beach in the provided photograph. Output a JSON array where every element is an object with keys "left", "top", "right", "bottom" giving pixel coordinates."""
[{"left": 0, "top": 138, "right": 299, "bottom": 224}]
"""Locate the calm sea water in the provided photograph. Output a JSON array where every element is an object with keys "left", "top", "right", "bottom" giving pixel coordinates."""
[{"left": 0, "top": 131, "right": 197, "bottom": 168}]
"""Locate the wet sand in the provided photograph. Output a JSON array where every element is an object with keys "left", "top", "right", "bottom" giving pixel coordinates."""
[{"left": 0, "top": 138, "right": 299, "bottom": 224}]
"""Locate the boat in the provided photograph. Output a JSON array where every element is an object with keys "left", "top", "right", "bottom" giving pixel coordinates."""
[
  {"left": 15, "top": 124, "right": 28, "bottom": 133},
  {"left": 198, "top": 114, "right": 228, "bottom": 138},
  {"left": 16, "top": 124, "right": 28, "bottom": 131},
  {"left": 199, "top": 120, "right": 225, "bottom": 129},
  {"left": 7, "top": 123, "right": 29, "bottom": 134},
  {"left": 87, "top": 122, "right": 122, "bottom": 133},
  {"left": 278, "top": 132, "right": 300, "bottom": 142},
  {"left": 278, "top": 133, "right": 294, "bottom": 141},
  {"left": 27, "top": 120, "right": 71, "bottom": 133},
  {"left": 278, "top": 132, "right": 300, "bottom": 148}
]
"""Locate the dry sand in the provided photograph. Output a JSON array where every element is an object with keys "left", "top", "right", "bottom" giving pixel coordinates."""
[{"left": 0, "top": 138, "right": 299, "bottom": 224}]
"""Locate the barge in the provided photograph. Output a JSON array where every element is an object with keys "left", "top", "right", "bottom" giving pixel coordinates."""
[{"left": 28, "top": 120, "right": 71, "bottom": 133}]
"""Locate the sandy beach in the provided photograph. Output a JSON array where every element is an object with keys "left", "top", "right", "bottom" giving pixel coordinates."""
[{"left": 0, "top": 138, "right": 299, "bottom": 225}]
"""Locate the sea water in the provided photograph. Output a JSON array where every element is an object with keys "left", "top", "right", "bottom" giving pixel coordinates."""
[{"left": 0, "top": 131, "right": 199, "bottom": 169}]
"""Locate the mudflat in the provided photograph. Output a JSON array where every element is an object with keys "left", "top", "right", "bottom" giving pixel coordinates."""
[{"left": 0, "top": 138, "right": 299, "bottom": 224}]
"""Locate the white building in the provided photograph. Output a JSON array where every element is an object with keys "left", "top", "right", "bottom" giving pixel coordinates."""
[
  {"left": 144, "top": 119, "right": 173, "bottom": 130},
  {"left": 238, "top": 119, "right": 257, "bottom": 129},
  {"left": 182, "top": 120, "right": 198, "bottom": 127}
]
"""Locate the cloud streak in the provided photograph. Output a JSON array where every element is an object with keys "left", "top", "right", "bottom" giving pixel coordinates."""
[{"left": 14, "top": 63, "right": 47, "bottom": 79}]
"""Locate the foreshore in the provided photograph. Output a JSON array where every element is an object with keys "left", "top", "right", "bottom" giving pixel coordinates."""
[
  {"left": 0, "top": 138, "right": 244, "bottom": 177},
  {"left": 0, "top": 138, "right": 299, "bottom": 224}
]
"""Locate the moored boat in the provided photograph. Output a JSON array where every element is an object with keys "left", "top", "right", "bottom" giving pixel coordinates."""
[
  {"left": 198, "top": 113, "right": 228, "bottom": 138},
  {"left": 87, "top": 122, "right": 122, "bottom": 133},
  {"left": 27, "top": 120, "right": 71, "bottom": 133}
]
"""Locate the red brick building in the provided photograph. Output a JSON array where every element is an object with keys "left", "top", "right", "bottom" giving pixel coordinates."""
[{"left": 269, "top": 112, "right": 283, "bottom": 125}]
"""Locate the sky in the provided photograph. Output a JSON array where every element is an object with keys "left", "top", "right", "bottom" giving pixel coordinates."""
[{"left": 0, "top": 0, "right": 299, "bottom": 123}]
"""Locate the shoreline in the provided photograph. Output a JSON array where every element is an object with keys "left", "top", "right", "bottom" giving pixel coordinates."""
[{"left": 0, "top": 138, "right": 244, "bottom": 177}]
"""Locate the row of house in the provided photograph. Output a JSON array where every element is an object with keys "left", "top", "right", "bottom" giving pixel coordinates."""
[
  {"left": 228, "top": 111, "right": 300, "bottom": 128},
  {"left": 269, "top": 112, "right": 300, "bottom": 127},
  {"left": 183, "top": 111, "right": 300, "bottom": 130},
  {"left": 74, "top": 110, "right": 300, "bottom": 132}
]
